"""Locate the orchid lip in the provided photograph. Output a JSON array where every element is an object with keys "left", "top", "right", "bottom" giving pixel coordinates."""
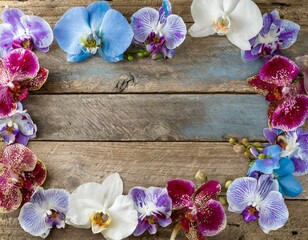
[
  {"left": 213, "top": 15, "right": 231, "bottom": 35},
  {"left": 80, "top": 32, "right": 102, "bottom": 54}
]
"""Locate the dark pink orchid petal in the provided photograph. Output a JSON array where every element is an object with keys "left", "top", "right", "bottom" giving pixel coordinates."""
[
  {"left": 0, "top": 185, "right": 22, "bottom": 213},
  {"left": 271, "top": 96, "right": 308, "bottom": 131},
  {"left": 0, "top": 87, "right": 17, "bottom": 118},
  {"left": 24, "top": 159, "right": 47, "bottom": 187},
  {"left": 20, "top": 187, "right": 35, "bottom": 207},
  {"left": 167, "top": 179, "right": 195, "bottom": 210},
  {"left": 259, "top": 56, "right": 300, "bottom": 87},
  {"left": 28, "top": 67, "right": 49, "bottom": 91},
  {"left": 9, "top": 85, "right": 29, "bottom": 102},
  {"left": 194, "top": 180, "right": 221, "bottom": 207},
  {"left": 3, "top": 48, "right": 39, "bottom": 81},
  {"left": 196, "top": 199, "right": 227, "bottom": 237},
  {"left": 2, "top": 144, "right": 37, "bottom": 173},
  {"left": 247, "top": 75, "right": 277, "bottom": 96}
]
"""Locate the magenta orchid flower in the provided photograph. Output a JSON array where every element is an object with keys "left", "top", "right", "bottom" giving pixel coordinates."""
[
  {"left": 166, "top": 179, "right": 226, "bottom": 239},
  {"left": 247, "top": 55, "right": 308, "bottom": 131},
  {"left": 128, "top": 187, "right": 172, "bottom": 236},
  {"left": 0, "top": 144, "right": 47, "bottom": 213},
  {"left": 0, "top": 48, "right": 49, "bottom": 118},
  {"left": 242, "top": 10, "right": 300, "bottom": 62},
  {"left": 0, "top": 8, "right": 53, "bottom": 57},
  {"left": 19, "top": 187, "right": 69, "bottom": 238},
  {"left": 131, "top": 0, "right": 187, "bottom": 59},
  {"left": 227, "top": 175, "right": 288, "bottom": 234},
  {"left": 0, "top": 103, "right": 37, "bottom": 145}
]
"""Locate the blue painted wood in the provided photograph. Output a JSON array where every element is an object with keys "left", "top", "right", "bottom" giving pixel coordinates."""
[
  {"left": 36, "top": 30, "right": 307, "bottom": 93},
  {"left": 24, "top": 94, "right": 269, "bottom": 141}
]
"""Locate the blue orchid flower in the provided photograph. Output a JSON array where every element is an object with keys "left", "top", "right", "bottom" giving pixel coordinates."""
[
  {"left": 273, "top": 157, "right": 303, "bottom": 198},
  {"left": 53, "top": 1, "right": 134, "bottom": 62},
  {"left": 248, "top": 145, "right": 282, "bottom": 175}
]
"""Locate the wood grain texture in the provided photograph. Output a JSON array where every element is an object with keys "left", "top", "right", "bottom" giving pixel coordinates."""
[
  {"left": 0, "top": 0, "right": 307, "bottom": 26},
  {"left": 34, "top": 30, "right": 307, "bottom": 94},
  {"left": 0, "top": 142, "right": 307, "bottom": 240},
  {"left": 23, "top": 94, "right": 271, "bottom": 141}
]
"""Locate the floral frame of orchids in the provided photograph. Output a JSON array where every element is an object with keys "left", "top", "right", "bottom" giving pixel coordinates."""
[{"left": 0, "top": 0, "right": 307, "bottom": 240}]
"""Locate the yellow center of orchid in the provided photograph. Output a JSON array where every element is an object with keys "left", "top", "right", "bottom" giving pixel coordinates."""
[
  {"left": 213, "top": 15, "right": 231, "bottom": 35},
  {"left": 90, "top": 211, "right": 112, "bottom": 229},
  {"left": 22, "top": 39, "right": 31, "bottom": 49}
]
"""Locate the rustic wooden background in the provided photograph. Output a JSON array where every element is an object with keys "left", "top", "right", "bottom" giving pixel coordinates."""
[{"left": 1, "top": 0, "right": 307, "bottom": 239}]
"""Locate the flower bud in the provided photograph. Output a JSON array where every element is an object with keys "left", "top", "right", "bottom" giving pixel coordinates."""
[
  {"left": 195, "top": 170, "right": 207, "bottom": 182},
  {"left": 244, "top": 150, "right": 251, "bottom": 157},
  {"left": 137, "top": 52, "right": 144, "bottom": 57},
  {"left": 218, "top": 196, "right": 227, "bottom": 205},
  {"left": 127, "top": 55, "right": 134, "bottom": 61},
  {"left": 253, "top": 142, "right": 263, "bottom": 148},
  {"left": 233, "top": 144, "right": 245, "bottom": 153},
  {"left": 229, "top": 137, "right": 237, "bottom": 145},
  {"left": 225, "top": 180, "right": 233, "bottom": 189},
  {"left": 242, "top": 138, "right": 250, "bottom": 146}
]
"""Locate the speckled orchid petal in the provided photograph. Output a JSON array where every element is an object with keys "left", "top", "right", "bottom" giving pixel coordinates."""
[
  {"left": 259, "top": 56, "right": 300, "bottom": 86},
  {"left": 0, "top": 185, "right": 23, "bottom": 213},
  {"left": 24, "top": 159, "right": 47, "bottom": 188},
  {"left": 28, "top": 67, "right": 49, "bottom": 91},
  {"left": 226, "top": 177, "right": 257, "bottom": 214},
  {"left": 3, "top": 49, "right": 40, "bottom": 81},
  {"left": 20, "top": 15, "right": 53, "bottom": 51},
  {"left": 0, "top": 87, "right": 17, "bottom": 118},
  {"left": 196, "top": 199, "right": 226, "bottom": 237},
  {"left": 162, "top": 14, "right": 186, "bottom": 49},
  {"left": 194, "top": 180, "right": 221, "bottom": 206},
  {"left": 258, "top": 191, "right": 288, "bottom": 234},
  {"left": 131, "top": 8, "right": 159, "bottom": 43},
  {"left": 167, "top": 179, "right": 195, "bottom": 210},
  {"left": 247, "top": 75, "right": 277, "bottom": 97},
  {"left": 2, "top": 144, "right": 37, "bottom": 173},
  {"left": 270, "top": 96, "right": 308, "bottom": 131}
]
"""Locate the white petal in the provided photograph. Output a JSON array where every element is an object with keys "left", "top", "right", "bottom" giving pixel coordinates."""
[
  {"left": 189, "top": 0, "right": 223, "bottom": 37},
  {"left": 189, "top": 25, "right": 215, "bottom": 37},
  {"left": 228, "top": 0, "right": 263, "bottom": 43},
  {"left": 226, "top": 32, "right": 251, "bottom": 50},
  {"left": 258, "top": 191, "right": 289, "bottom": 234},
  {"left": 226, "top": 177, "right": 257, "bottom": 213},
  {"left": 65, "top": 182, "right": 105, "bottom": 229},
  {"left": 100, "top": 173, "right": 123, "bottom": 210},
  {"left": 103, "top": 196, "right": 138, "bottom": 240},
  {"left": 223, "top": 0, "right": 240, "bottom": 13}
]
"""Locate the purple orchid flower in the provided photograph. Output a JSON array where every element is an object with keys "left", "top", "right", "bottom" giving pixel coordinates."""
[
  {"left": 0, "top": 103, "right": 37, "bottom": 145},
  {"left": 166, "top": 179, "right": 226, "bottom": 239},
  {"left": 227, "top": 175, "right": 289, "bottom": 234},
  {"left": 128, "top": 187, "right": 172, "bottom": 236},
  {"left": 18, "top": 187, "right": 69, "bottom": 238},
  {"left": 131, "top": 0, "right": 187, "bottom": 59},
  {"left": 0, "top": 8, "right": 53, "bottom": 57},
  {"left": 0, "top": 48, "right": 49, "bottom": 118},
  {"left": 247, "top": 55, "right": 308, "bottom": 131},
  {"left": 264, "top": 127, "right": 308, "bottom": 175},
  {"left": 242, "top": 10, "right": 300, "bottom": 62}
]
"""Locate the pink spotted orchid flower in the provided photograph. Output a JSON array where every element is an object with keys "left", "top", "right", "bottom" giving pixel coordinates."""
[
  {"left": 247, "top": 55, "right": 308, "bottom": 131},
  {"left": 0, "top": 48, "right": 48, "bottom": 118},
  {"left": 166, "top": 179, "right": 226, "bottom": 240},
  {"left": 0, "top": 144, "right": 47, "bottom": 213}
]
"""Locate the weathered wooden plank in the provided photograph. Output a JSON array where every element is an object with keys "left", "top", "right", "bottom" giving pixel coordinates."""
[
  {"left": 35, "top": 30, "right": 307, "bottom": 94},
  {"left": 23, "top": 94, "right": 270, "bottom": 141},
  {"left": 0, "top": 142, "right": 307, "bottom": 239},
  {"left": 0, "top": 1, "right": 307, "bottom": 26}
]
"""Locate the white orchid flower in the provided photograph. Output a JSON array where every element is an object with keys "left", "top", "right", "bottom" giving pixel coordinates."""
[
  {"left": 189, "top": 0, "right": 263, "bottom": 50},
  {"left": 65, "top": 173, "right": 138, "bottom": 240}
]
